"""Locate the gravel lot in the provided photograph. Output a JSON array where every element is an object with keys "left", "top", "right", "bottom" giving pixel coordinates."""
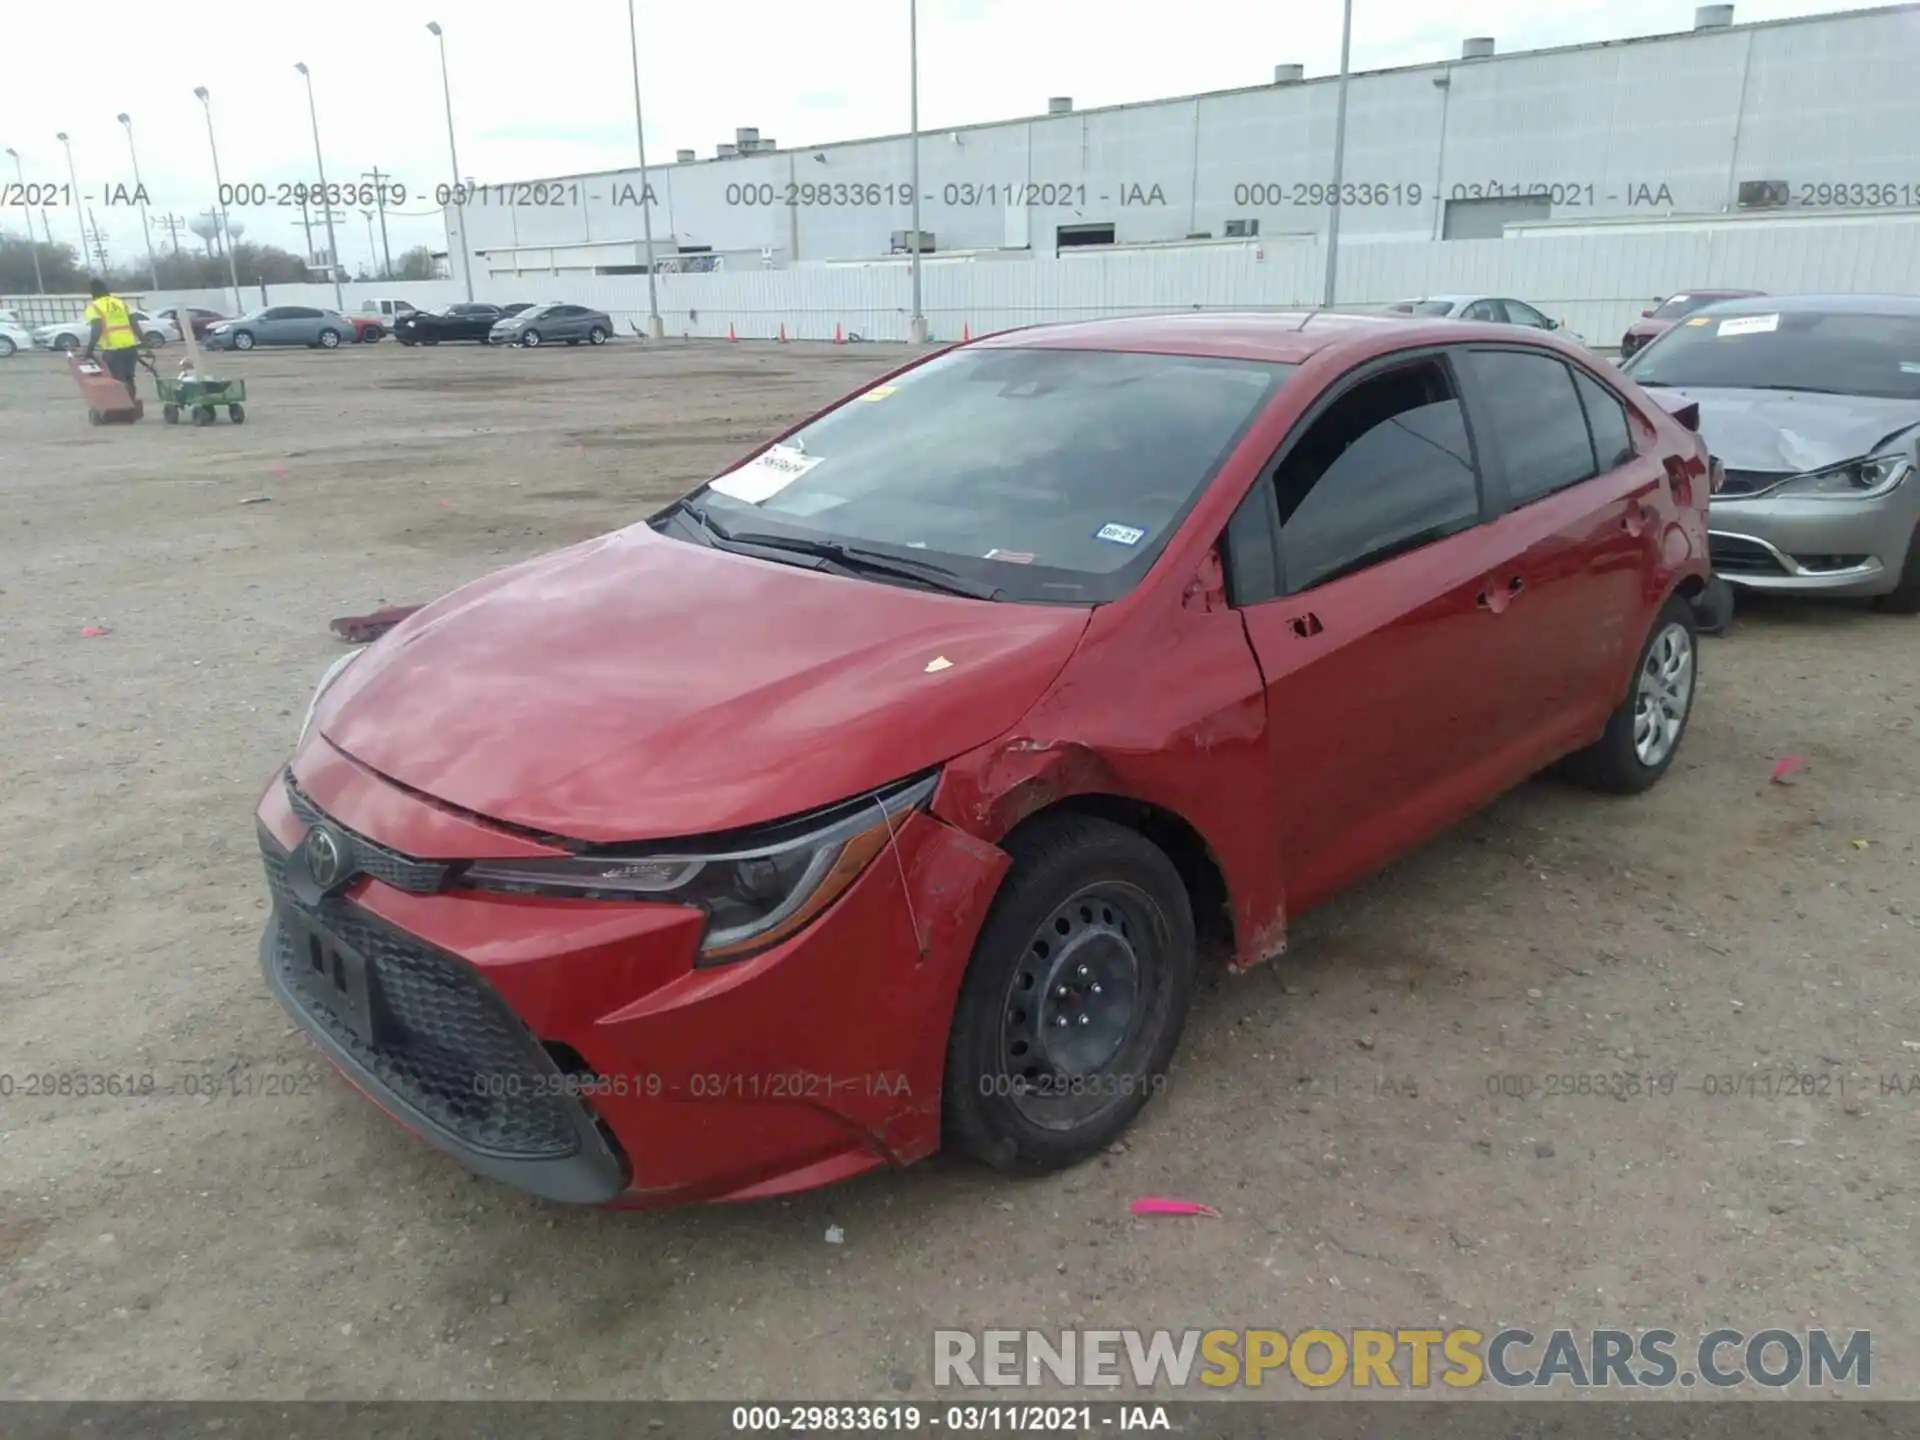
[{"left": 1, "top": 337, "right": 1915, "bottom": 1401}]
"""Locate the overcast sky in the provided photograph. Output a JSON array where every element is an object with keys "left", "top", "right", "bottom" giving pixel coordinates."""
[{"left": 0, "top": 0, "right": 1873, "bottom": 274}]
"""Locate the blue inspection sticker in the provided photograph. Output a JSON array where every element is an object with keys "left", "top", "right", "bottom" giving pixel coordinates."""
[{"left": 1095, "top": 522, "right": 1147, "bottom": 546}]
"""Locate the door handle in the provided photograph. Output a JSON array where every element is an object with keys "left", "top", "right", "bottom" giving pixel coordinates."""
[
  {"left": 1288, "top": 612, "right": 1323, "bottom": 639},
  {"left": 1476, "top": 575, "right": 1524, "bottom": 612}
]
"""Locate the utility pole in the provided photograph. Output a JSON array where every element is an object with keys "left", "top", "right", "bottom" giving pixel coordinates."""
[
  {"left": 363, "top": 167, "right": 396, "bottom": 278},
  {"left": 158, "top": 212, "right": 187, "bottom": 254},
  {"left": 908, "top": 0, "right": 927, "bottom": 343},
  {"left": 116, "top": 113, "right": 161, "bottom": 290},
  {"left": 293, "top": 62, "right": 346, "bottom": 309},
  {"left": 298, "top": 188, "right": 315, "bottom": 266},
  {"left": 4, "top": 149, "right": 47, "bottom": 293},
  {"left": 360, "top": 208, "right": 377, "bottom": 276}
]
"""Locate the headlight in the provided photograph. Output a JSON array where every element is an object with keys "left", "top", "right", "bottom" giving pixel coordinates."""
[
  {"left": 298, "top": 649, "right": 363, "bottom": 745},
  {"left": 1771, "top": 455, "right": 1912, "bottom": 500},
  {"left": 461, "top": 771, "right": 939, "bottom": 963}
]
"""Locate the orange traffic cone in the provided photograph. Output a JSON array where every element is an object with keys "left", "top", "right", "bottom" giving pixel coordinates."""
[
  {"left": 728, "top": 322, "right": 737, "bottom": 342},
  {"left": 833, "top": 322, "right": 844, "bottom": 345},
  {"left": 962, "top": 322, "right": 971, "bottom": 342},
  {"left": 778, "top": 322, "right": 789, "bottom": 343}
]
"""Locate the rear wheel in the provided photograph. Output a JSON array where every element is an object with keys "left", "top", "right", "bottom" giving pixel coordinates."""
[
  {"left": 1871, "top": 523, "right": 1920, "bottom": 615},
  {"left": 588, "top": 325, "right": 608, "bottom": 345},
  {"left": 1561, "top": 595, "right": 1698, "bottom": 795},
  {"left": 229, "top": 403, "right": 246, "bottom": 424},
  {"left": 942, "top": 814, "right": 1195, "bottom": 1174}
]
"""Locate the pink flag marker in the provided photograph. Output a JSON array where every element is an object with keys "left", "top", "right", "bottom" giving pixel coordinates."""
[
  {"left": 1770, "top": 756, "right": 1807, "bottom": 785},
  {"left": 1130, "top": 1197, "right": 1221, "bottom": 1219}
]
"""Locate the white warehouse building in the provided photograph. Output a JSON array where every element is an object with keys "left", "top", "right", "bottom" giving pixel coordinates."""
[{"left": 445, "top": 2, "right": 1920, "bottom": 288}]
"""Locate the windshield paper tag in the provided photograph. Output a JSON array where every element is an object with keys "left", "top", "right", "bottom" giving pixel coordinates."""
[
  {"left": 1095, "top": 523, "right": 1147, "bottom": 546},
  {"left": 1717, "top": 314, "right": 1779, "bottom": 337},
  {"left": 709, "top": 446, "right": 823, "bottom": 504}
]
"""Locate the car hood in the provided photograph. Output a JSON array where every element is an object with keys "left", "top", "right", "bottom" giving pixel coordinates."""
[
  {"left": 1624, "top": 318, "right": 1671, "bottom": 342},
  {"left": 313, "top": 524, "right": 1091, "bottom": 844},
  {"left": 1651, "top": 387, "right": 1920, "bottom": 474}
]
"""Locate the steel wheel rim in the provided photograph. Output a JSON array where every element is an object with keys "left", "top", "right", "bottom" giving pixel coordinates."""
[
  {"left": 1632, "top": 621, "right": 1693, "bottom": 767},
  {"left": 997, "top": 881, "right": 1159, "bottom": 1131}
]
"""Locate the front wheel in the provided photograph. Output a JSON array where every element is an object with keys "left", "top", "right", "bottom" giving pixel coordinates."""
[
  {"left": 521, "top": 329, "right": 542, "bottom": 348},
  {"left": 57, "top": 335, "right": 80, "bottom": 353},
  {"left": 317, "top": 329, "right": 341, "bottom": 349},
  {"left": 229, "top": 403, "right": 246, "bottom": 424},
  {"left": 942, "top": 814, "right": 1196, "bottom": 1174},
  {"left": 1561, "top": 595, "right": 1698, "bottom": 795},
  {"left": 233, "top": 331, "right": 255, "bottom": 351},
  {"left": 163, "top": 403, "right": 179, "bottom": 424},
  {"left": 1871, "top": 522, "right": 1920, "bottom": 615},
  {"left": 588, "top": 326, "right": 608, "bottom": 345}
]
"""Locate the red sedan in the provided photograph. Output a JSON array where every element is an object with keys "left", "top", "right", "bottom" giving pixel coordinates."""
[
  {"left": 257, "top": 311, "right": 1714, "bottom": 1207},
  {"left": 1619, "top": 289, "right": 1766, "bottom": 358}
]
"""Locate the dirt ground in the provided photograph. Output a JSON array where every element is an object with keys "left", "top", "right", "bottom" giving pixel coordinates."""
[{"left": 1, "top": 337, "right": 1915, "bottom": 1403}]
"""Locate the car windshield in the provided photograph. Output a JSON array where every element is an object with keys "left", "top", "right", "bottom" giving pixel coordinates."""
[
  {"left": 1649, "top": 294, "right": 1723, "bottom": 321},
  {"left": 680, "top": 347, "right": 1292, "bottom": 604},
  {"left": 1624, "top": 309, "right": 1920, "bottom": 399},
  {"left": 519, "top": 305, "right": 554, "bottom": 318}
]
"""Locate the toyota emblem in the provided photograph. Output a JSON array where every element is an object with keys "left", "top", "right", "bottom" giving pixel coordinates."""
[{"left": 305, "top": 825, "right": 347, "bottom": 889}]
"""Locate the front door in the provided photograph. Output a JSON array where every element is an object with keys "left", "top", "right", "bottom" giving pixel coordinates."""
[{"left": 1236, "top": 351, "right": 1520, "bottom": 916}]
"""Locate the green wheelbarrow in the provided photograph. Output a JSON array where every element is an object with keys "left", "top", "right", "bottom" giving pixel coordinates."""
[{"left": 157, "top": 373, "right": 248, "bottom": 426}]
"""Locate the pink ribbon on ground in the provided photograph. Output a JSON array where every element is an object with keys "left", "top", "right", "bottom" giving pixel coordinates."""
[{"left": 1130, "top": 1197, "right": 1221, "bottom": 1219}]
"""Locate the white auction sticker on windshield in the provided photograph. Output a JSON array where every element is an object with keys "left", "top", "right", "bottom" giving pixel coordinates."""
[
  {"left": 709, "top": 446, "right": 823, "bottom": 504},
  {"left": 1717, "top": 314, "right": 1779, "bottom": 337}
]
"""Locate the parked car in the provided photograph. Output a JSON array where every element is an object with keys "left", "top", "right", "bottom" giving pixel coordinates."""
[
  {"left": 394, "top": 303, "right": 506, "bottom": 345},
  {"left": 0, "top": 314, "right": 32, "bottom": 357},
  {"left": 205, "top": 307, "right": 354, "bottom": 351},
  {"left": 153, "top": 306, "right": 230, "bottom": 342},
  {"left": 1618, "top": 290, "right": 1766, "bottom": 359},
  {"left": 34, "top": 310, "right": 177, "bottom": 351},
  {"left": 1385, "top": 295, "right": 1588, "bottom": 346},
  {"left": 345, "top": 314, "right": 387, "bottom": 343},
  {"left": 488, "top": 302, "right": 612, "bottom": 347},
  {"left": 1622, "top": 293, "right": 1920, "bottom": 613},
  {"left": 258, "top": 310, "right": 1712, "bottom": 1208},
  {"left": 501, "top": 303, "right": 535, "bottom": 317},
  {"left": 360, "top": 297, "right": 420, "bottom": 330}
]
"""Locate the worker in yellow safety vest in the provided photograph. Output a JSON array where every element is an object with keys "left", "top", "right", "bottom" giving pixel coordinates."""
[{"left": 82, "top": 277, "right": 142, "bottom": 403}]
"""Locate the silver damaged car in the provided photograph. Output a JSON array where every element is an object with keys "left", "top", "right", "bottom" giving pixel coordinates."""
[{"left": 1621, "top": 294, "right": 1920, "bottom": 613}]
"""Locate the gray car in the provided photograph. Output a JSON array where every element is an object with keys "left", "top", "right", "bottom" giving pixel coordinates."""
[
  {"left": 1621, "top": 294, "right": 1920, "bottom": 614},
  {"left": 205, "top": 306, "right": 353, "bottom": 351},
  {"left": 1384, "top": 294, "right": 1589, "bottom": 346},
  {"left": 487, "top": 302, "right": 612, "bottom": 348}
]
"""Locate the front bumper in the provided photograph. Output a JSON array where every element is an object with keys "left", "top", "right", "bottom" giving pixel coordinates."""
[
  {"left": 255, "top": 744, "right": 1007, "bottom": 1207},
  {"left": 1708, "top": 485, "right": 1919, "bottom": 598}
]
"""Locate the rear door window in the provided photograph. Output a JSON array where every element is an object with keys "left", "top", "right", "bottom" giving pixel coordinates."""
[
  {"left": 1459, "top": 350, "right": 1597, "bottom": 506},
  {"left": 1572, "top": 370, "right": 1635, "bottom": 470}
]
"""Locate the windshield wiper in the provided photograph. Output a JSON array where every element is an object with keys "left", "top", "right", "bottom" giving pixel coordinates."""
[{"left": 714, "top": 526, "right": 1003, "bottom": 600}]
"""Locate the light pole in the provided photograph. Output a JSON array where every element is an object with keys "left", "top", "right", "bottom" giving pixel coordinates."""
[
  {"left": 193, "top": 88, "right": 245, "bottom": 312},
  {"left": 293, "top": 63, "right": 346, "bottom": 311},
  {"left": 623, "top": 1, "right": 664, "bottom": 338},
  {"left": 4, "top": 148, "right": 47, "bottom": 293},
  {"left": 54, "top": 132, "right": 89, "bottom": 272},
  {"left": 907, "top": 0, "right": 927, "bottom": 343},
  {"left": 425, "top": 22, "right": 475, "bottom": 302},
  {"left": 1321, "top": 0, "right": 1355, "bottom": 307},
  {"left": 360, "top": 208, "right": 377, "bottom": 276},
  {"left": 116, "top": 113, "right": 161, "bottom": 290}
]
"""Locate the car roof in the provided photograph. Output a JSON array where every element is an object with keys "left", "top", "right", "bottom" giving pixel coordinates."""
[
  {"left": 973, "top": 309, "right": 1567, "bottom": 364},
  {"left": 1692, "top": 293, "right": 1920, "bottom": 316}
]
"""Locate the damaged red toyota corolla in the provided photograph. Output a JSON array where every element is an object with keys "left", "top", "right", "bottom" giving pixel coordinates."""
[{"left": 258, "top": 311, "right": 1714, "bottom": 1207}]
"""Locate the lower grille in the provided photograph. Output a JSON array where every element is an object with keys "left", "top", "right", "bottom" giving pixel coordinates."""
[
  {"left": 1710, "top": 535, "right": 1788, "bottom": 576},
  {"left": 262, "top": 839, "right": 582, "bottom": 1160}
]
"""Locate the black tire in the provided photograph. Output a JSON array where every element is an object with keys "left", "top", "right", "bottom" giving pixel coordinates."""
[
  {"left": 87, "top": 408, "right": 102, "bottom": 425},
  {"left": 142, "top": 331, "right": 164, "bottom": 349},
  {"left": 588, "top": 326, "right": 608, "bottom": 345},
  {"left": 521, "top": 329, "right": 542, "bottom": 348},
  {"left": 162, "top": 403, "right": 179, "bottom": 424},
  {"left": 58, "top": 335, "right": 80, "bottom": 353},
  {"left": 229, "top": 404, "right": 246, "bottom": 424},
  {"left": 942, "top": 814, "right": 1196, "bottom": 1174},
  {"left": 362, "top": 326, "right": 384, "bottom": 343},
  {"left": 421, "top": 333, "right": 440, "bottom": 346},
  {"left": 233, "top": 331, "right": 255, "bottom": 351},
  {"left": 1871, "top": 523, "right": 1920, "bottom": 615},
  {"left": 193, "top": 406, "right": 215, "bottom": 427},
  {"left": 317, "top": 329, "right": 341, "bottom": 349},
  {"left": 1561, "top": 595, "right": 1698, "bottom": 795},
  {"left": 0, "top": 337, "right": 14, "bottom": 358},
  {"left": 398, "top": 336, "right": 415, "bottom": 347}
]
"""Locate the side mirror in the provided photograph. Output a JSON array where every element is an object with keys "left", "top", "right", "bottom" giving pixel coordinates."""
[
  {"left": 1546, "top": 319, "right": 1560, "bottom": 331},
  {"left": 1641, "top": 310, "right": 1655, "bottom": 319}
]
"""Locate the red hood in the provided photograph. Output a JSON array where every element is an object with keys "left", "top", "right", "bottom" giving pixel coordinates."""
[
  {"left": 1625, "top": 317, "right": 1673, "bottom": 342},
  {"left": 311, "top": 526, "right": 1090, "bottom": 844}
]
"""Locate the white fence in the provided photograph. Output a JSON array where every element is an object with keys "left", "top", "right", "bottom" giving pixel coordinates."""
[{"left": 18, "top": 214, "right": 1920, "bottom": 351}]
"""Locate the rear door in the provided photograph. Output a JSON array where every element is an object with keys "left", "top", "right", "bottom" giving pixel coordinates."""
[
  {"left": 1235, "top": 348, "right": 1528, "bottom": 915},
  {"left": 1453, "top": 346, "right": 1675, "bottom": 760},
  {"left": 554, "top": 304, "right": 588, "bottom": 339}
]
